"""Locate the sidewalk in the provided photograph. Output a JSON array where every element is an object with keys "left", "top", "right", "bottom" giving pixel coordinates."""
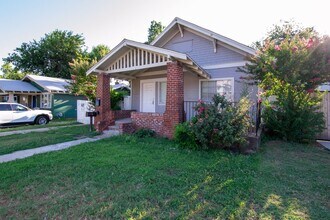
[
  {"left": 317, "top": 140, "right": 330, "bottom": 151},
  {"left": 0, "top": 130, "right": 119, "bottom": 163},
  {"left": 0, "top": 124, "right": 83, "bottom": 137}
]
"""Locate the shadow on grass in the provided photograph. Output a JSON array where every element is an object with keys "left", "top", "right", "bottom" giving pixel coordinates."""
[{"left": 0, "top": 136, "right": 329, "bottom": 219}]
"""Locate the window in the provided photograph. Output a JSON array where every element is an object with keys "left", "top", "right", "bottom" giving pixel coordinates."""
[
  {"left": 158, "top": 82, "right": 167, "bottom": 105},
  {"left": 0, "top": 96, "right": 18, "bottom": 102},
  {"left": 201, "top": 78, "right": 233, "bottom": 102},
  {"left": 11, "top": 104, "right": 28, "bottom": 111},
  {"left": 0, "top": 104, "right": 12, "bottom": 111},
  {"left": 41, "top": 93, "right": 53, "bottom": 108}
]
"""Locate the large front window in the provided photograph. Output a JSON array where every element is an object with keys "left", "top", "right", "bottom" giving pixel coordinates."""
[{"left": 201, "top": 78, "right": 234, "bottom": 102}]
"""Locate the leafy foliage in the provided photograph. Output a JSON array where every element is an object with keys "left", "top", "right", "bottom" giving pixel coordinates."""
[
  {"left": 3, "top": 30, "right": 85, "bottom": 79},
  {"left": 239, "top": 21, "right": 329, "bottom": 141},
  {"left": 69, "top": 45, "right": 110, "bottom": 102},
  {"left": 88, "top": 44, "right": 110, "bottom": 61},
  {"left": 175, "top": 95, "right": 252, "bottom": 150},
  {"left": 174, "top": 122, "right": 198, "bottom": 149},
  {"left": 147, "top": 20, "right": 165, "bottom": 44},
  {"left": 240, "top": 22, "right": 330, "bottom": 88},
  {"left": 134, "top": 128, "right": 156, "bottom": 138},
  {"left": 0, "top": 62, "right": 26, "bottom": 80},
  {"left": 262, "top": 75, "right": 324, "bottom": 141}
]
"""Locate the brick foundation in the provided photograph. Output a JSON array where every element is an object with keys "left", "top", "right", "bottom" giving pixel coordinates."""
[
  {"left": 131, "top": 112, "right": 164, "bottom": 135},
  {"left": 114, "top": 110, "right": 136, "bottom": 120},
  {"left": 118, "top": 122, "right": 136, "bottom": 134},
  {"left": 94, "top": 73, "right": 114, "bottom": 131}
]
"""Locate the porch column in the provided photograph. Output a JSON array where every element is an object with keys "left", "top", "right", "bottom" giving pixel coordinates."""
[
  {"left": 94, "top": 73, "right": 114, "bottom": 132},
  {"left": 163, "top": 61, "right": 184, "bottom": 138},
  {"left": 8, "top": 93, "right": 15, "bottom": 102}
]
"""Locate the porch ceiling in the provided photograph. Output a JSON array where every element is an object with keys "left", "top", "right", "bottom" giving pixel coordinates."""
[{"left": 87, "top": 39, "right": 210, "bottom": 80}]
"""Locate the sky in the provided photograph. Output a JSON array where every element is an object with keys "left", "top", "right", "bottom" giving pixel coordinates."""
[{"left": 0, "top": 0, "right": 329, "bottom": 72}]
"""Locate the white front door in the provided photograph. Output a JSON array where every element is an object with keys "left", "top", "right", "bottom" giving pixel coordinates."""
[{"left": 142, "top": 82, "right": 155, "bottom": 112}]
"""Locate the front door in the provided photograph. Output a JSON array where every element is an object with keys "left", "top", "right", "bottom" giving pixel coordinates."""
[{"left": 142, "top": 82, "right": 155, "bottom": 112}]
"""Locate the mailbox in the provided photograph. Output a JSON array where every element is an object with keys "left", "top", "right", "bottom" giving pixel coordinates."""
[{"left": 86, "top": 111, "right": 98, "bottom": 117}]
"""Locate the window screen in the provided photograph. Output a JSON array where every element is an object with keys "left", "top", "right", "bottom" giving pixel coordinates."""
[{"left": 201, "top": 79, "right": 233, "bottom": 102}]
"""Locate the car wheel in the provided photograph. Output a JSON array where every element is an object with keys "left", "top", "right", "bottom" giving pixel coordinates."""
[{"left": 35, "top": 115, "right": 48, "bottom": 125}]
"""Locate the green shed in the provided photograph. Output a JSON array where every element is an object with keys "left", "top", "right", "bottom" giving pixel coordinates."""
[{"left": 23, "top": 75, "right": 87, "bottom": 119}]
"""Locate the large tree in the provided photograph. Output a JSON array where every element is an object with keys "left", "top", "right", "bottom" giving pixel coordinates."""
[
  {"left": 69, "top": 45, "right": 110, "bottom": 101},
  {"left": 240, "top": 21, "right": 330, "bottom": 142},
  {"left": 3, "top": 30, "right": 85, "bottom": 79},
  {"left": 147, "top": 20, "right": 165, "bottom": 44}
]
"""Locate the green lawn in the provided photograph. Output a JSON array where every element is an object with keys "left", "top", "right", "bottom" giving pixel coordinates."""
[
  {"left": 0, "top": 125, "right": 98, "bottom": 155},
  {"left": 0, "top": 118, "right": 79, "bottom": 132},
  {"left": 0, "top": 136, "right": 329, "bottom": 219}
]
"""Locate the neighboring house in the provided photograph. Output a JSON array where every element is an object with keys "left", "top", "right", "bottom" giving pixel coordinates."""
[
  {"left": 0, "top": 79, "right": 42, "bottom": 107},
  {"left": 87, "top": 17, "right": 257, "bottom": 137},
  {"left": 112, "top": 83, "right": 130, "bottom": 94},
  {"left": 0, "top": 75, "right": 86, "bottom": 118}
]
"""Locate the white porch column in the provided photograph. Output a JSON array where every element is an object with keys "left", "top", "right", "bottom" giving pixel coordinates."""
[{"left": 8, "top": 93, "right": 15, "bottom": 102}]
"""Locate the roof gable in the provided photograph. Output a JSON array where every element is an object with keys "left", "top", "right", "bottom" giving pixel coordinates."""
[
  {"left": 0, "top": 79, "right": 41, "bottom": 93},
  {"left": 86, "top": 39, "right": 210, "bottom": 79},
  {"left": 23, "top": 75, "right": 70, "bottom": 93},
  {"left": 151, "top": 17, "right": 255, "bottom": 56}
]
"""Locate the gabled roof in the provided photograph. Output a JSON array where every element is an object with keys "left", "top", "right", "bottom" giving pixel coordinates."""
[
  {"left": 0, "top": 79, "right": 41, "bottom": 93},
  {"left": 23, "top": 74, "right": 71, "bottom": 93},
  {"left": 87, "top": 39, "right": 210, "bottom": 79},
  {"left": 112, "top": 83, "right": 130, "bottom": 91},
  {"left": 151, "top": 17, "right": 255, "bottom": 55}
]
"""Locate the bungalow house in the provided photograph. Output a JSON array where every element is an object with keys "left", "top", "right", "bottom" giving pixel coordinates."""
[
  {"left": 0, "top": 75, "right": 86, "bottom": 118},
  {"left": 87, "top": 17, "right": 257, "bottom": 138}
]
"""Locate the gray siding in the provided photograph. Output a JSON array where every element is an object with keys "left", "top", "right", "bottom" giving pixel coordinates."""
[
  {"left": 163, "top": 30, "right": 246, "bottom": 68},
  {"left": 184, "top": 71, "right": 199, "bottom": 101},
  {"left": 163, "top": 30, "right": 257, "bottom": 102},
  {"left": 131, "top": 75, "right": 167, "bottom": 113}
]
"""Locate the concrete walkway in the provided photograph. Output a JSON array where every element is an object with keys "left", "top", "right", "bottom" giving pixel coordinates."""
[
  {"left": 0, "top": 124, "right": 83, "bottom": 137},
  {"left": 0, "top": 130, "right": 119, "bottom": 163},
  {"left": 317, "top": 140, "right": 330, "bottom": 151}
]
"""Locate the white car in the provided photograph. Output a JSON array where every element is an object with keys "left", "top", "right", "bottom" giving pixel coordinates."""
[{"left": 0, "top": 103, "right": 53, "bottom": 126}]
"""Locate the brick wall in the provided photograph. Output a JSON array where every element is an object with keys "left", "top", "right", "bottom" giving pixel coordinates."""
[
  {"left": 94, "top": 73, "right": 114, "bottom": 131},
  {"left": 163, "top": 61, "right": 184, "bottom": 138},
  {"left": 114, "top": 110, "right": 136, "bottom": 120},
  {"left": 118, "top": 122, "right": 136, "bottom": 134},
  {"left": 131, "top": 112, "right": 164, "bottom": 134}
]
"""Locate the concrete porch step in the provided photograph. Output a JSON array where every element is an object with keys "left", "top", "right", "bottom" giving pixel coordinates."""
[
  {"left": 103, "top": 129, "right": 120, "bottom": 136},
  {"left": 108, "top": 125, "right": 119, "bottom": 130}
]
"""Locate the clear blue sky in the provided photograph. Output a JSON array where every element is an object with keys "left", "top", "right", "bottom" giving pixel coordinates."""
[{"left": 0, "top": 0, "right": 329, "bottom": 71}]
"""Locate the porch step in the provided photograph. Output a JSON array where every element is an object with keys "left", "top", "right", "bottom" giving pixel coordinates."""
[
  {"left": 103, "top": 129, "right": 120, "bottom": 136},
  {"left": 108, "top": 125, "right": 119, "bottom": 130}
]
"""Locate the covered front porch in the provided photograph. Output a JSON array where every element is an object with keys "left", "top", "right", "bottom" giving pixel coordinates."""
[{"left": 87, "top": 39, "right": 210, "bottom": 138}]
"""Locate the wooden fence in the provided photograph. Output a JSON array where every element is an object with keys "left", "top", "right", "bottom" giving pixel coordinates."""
[{"left": 318, "top": 93, "right": 330, "bottom": 140}]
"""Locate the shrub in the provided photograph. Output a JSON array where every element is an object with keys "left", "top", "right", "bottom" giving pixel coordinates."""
[
  {"left": 174, "top": 122, "right": 198, "bottom": 149},
  {"left": 262, "top": 78, "right": 324, "bottom": 142},
  {"left": 176, "top": 95, "right": 252, "bottom": 150},
  {"left": 134, "top": 128, "right": 156, "bottom": 138}
]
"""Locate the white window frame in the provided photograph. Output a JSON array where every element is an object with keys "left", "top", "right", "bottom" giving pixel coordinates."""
[
  {"left": 199, "top": 77, "right": 235, "bottom": 101},
  {"left": 41, "top": 93, "right": 53, "bottom": 109},
  {"left": 139, "top": 78, "right": 167, "bottom": 112},
  {"left": 158, "top": 81, "right": 167, "bottom": 105}
]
